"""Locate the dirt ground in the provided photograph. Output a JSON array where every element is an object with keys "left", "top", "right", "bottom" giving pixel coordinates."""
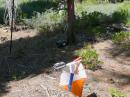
[{"left": 0, "top": 27, "right": 130, "bottom": 97}]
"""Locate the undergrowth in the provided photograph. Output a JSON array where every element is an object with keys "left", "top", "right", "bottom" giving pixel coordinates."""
[
  {"left": 112, "top": 31, "right": 130, "bottom": 44},
  {"left": 109, "top": 87, "right": 128, "bottom": 97},
  {"left": 74, "top": 44, "right": 102, "bottom": 70}
]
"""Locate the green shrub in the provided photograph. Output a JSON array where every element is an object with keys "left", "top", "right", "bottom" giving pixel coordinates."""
[
  {"left": 84, "top": 11, "right": 104, "bottom": 26},
  {"left": 19, "top": 0, "right": 58, "bottom": 18},
  {"left": 112, "top": 31, "right": 130, "bottom": 44},
  {"left": 126, "top": 18, "right": 130, "bottom": 26},
  {"left": 24, "top": 9, "right": 66, "bottom": 35},
  {"left": 76, "top": 3, "right": 123, "bottom": 17},
  {"left": 84, "top": 26, "right": 106, "bottom": 39},
  {"left": 76, "top": 11, "right": 107, "bottom": 30},
  {"left": 109, "top": 87, "right": 128, "bottom": 97},
  {"left": 74, "top": 44, "right": 101, "bottom": 70},
  {"left": 122, "top": 2, "right": 130, "bottom": 11},
  {"left": 112, "top": 9, "right": 128, "bottom": 23},
  {"left": 75, "top": 2, "right": 129, "bottom": 32}
]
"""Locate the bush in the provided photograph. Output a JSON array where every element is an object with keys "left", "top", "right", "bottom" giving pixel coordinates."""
[
  {"left": 75, "top": 2, "right": 129, "bottom": 29},
  {"left": 111, "top": 9, "right": 128, "bottom": 23},
  {"left": 126, "top": 18, "right": 130, "bottom": 26},
  {"left": 74, "top": 44, "right": 101, "bottom": 70},
  {"left": 109, "top": 87, "right": 128, "bottom": 97},
  {"left": 82, "top": 26, "right": 106, "bottom": 40},
  {"left": 112, "top": 31, "right": 130, "bottom": 44},
  {"left": 76, "top": 11, "right": 108, "bottom": 30},
  {"left": 75, "top": 3, "right": 123, "bottom": 17},
  {"left": 83, "top": 11, "right": 105, "bottom": 26},
  {"left": 24, "top": 9, "right": 66, "bottom": 36},
  {"left": 19, "top": 0, "right": 58, "bottom": 18}
]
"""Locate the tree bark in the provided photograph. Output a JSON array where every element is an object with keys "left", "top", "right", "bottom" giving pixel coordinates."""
[{"left": 67, "top": 0, "right": 76, "bottom": 44}]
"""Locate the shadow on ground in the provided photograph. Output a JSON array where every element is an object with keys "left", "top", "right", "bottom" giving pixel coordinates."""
[
  {"left": 0, "top": 30, "right": 86, "bottom": 96},
  {"left": 108, "top": 43, "right": 130, "bottom": 65}
]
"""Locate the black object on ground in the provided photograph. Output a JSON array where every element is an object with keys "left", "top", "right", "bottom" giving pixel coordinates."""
[
  {"left": 87, "top": 93, "right": 97, "bottom": 97},
  {"left": 56, "top": 39, "right": 68, "bottom": 48}
]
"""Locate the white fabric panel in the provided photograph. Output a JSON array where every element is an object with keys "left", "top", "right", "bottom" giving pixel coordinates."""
[{"left": 60, "top": 62, "right": 87, "bottom": 86}]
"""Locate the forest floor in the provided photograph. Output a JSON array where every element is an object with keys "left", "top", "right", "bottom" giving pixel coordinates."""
[{"left": 0, "top": 26, "right": 130, "bottom": 97}]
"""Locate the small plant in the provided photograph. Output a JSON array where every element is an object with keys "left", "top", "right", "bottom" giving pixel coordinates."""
[
  {"left": 112, "top": 31, "right": 130, "bottom": 44},
  {"left": 74, "top": 44, "right": 101, "bottom": 70},
  {"left": 109, "top": 87, "right": 128, "bottom": 97}
]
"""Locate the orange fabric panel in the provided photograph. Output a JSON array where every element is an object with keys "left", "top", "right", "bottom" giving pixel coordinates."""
[{"left": 64, "top": 78, "right": 85, "bottom": 97}]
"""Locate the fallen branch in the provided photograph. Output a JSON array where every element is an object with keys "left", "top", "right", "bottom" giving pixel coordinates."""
[{"left": 40, "top": 85, "right": 51, "bottom": 97}]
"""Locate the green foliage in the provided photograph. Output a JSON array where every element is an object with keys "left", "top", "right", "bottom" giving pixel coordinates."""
[
  {"left": 75, "top": 1, "right": 129, "bottom": 34},
  {"left": 77, "top": 8, "right": 129, "bottom": 29},
  {"left": 126, "top": 17, "right": 130, "bottom": 26},
  {"left": 112, "top": 31, "right": 130, "bottom": 44},
  {"left": 24, "top": 9, "right": 66, "bottom": 36},
  {"left": 0, "top": 0, "right": 59, "bottom": 24},
  {"left": 122, "top": 2, "right": 130, "bottom": 11},
  {"left": 82, "top": 11, "right": 104, "bottom": 26},
  {"left": 75, "top": 11, "right": 107, "bottom": 38},
  {"left": 19, "top": 0, "right": 58, "bottom": 18},
  {"left": 85, "top": 0, "right": 99, "bottom": 4},
  {"left": 75, "top": 2, "right": 123, "bottom": 17},
  {"left": 76, "top": 11, "right": 107, "bottom": 29},
  {"left": 112, "top": 9, "right": 128, "bottom": 23},
  {"left": 74, "top": 44, "right": 101, "bottom": 70},
  {"left": 82, "top": 26, "right": 106, "bottom": 40},
  {"left": 109, "top": 87, "right": 128, "bottom": 97}
]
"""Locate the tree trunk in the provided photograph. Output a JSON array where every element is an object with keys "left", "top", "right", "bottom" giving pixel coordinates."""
[{"left": 67, "top": 0, "right": 76, "bottom": 44}]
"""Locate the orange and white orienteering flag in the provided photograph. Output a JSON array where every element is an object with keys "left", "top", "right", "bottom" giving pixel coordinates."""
[{"left": 60, "top": 58, "right": 87, "bottom": 97}]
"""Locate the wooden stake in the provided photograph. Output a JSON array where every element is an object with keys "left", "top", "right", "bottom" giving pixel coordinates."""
[{"left": 10, "top": 0, "right": 14, "bottom": 54}]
